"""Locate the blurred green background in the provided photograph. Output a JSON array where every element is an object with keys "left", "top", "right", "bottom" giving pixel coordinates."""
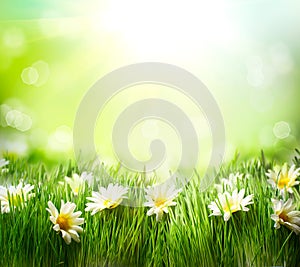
[{"left": 0, "top": 0, "right": 299, "bottom": 169}]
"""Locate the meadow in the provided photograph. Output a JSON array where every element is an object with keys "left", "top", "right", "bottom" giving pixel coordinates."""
[{"left": 0, "top": 150, "right": 300, "bottom": 267}]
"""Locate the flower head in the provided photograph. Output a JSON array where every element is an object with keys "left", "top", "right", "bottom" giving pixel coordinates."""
[
  {"left": 0, "top": 158, "right": 9, "bottom": 168},
  {"left": 266, "top": 163, "right": 300, "bottom": 194},
  {"left": 65, "top": 172, "right": 93, "bottom": 196},
  {"left": 215, "top": 172, "right": 244, "bottom": 193},
  {"left": 208, "top": 189, "right": 254, "bottom": 221},
  {"left": 46, "top": 200, "right": 84, "bottom": 244},
  {"left": 0, "top": 182, "right": 34, "bottom": 213},
  {"left": 271, "top": 198, "right": 300, "bottom": 235},
  {"left": 85, "top": 183, "right": 128, "bottom": 215},
  {"left": 144, "top": 184, "right": 181, "bottom": 221}
]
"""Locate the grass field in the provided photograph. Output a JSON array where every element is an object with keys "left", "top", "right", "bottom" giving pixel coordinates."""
[{"left": 0, "top": 150, "right": 300, "bottom": 267}]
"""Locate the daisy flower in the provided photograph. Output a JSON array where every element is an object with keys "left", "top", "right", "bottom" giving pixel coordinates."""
[
  {"left": 46, "top": 200, "right": 84, "bottom": 244},
  {"left": 144, "top": 184, "right": 181, "bottom": 221},
  {"left": 0, "top": 158, "right": 9, "bottom": 173},
  {"left": 0, "top": 158, "right": 9, "bottom": 168},
  {"left": 271, "top": 198, "right": 300, "bottom": 235},
  {"left": 208, "top": 189, "right": 254, "bottom": 221},
  {"left": 85, "top": 183, "right": 128, "bottom": 215},
  {"left": 0, "top": 182, "right": 34, "bottom": 213},
  {"left": 266, "top": 163, "right": 300, "bottom": 194},
  {"left": 215, "top": 172, "right": 244, "bottom": 193},
  {"left": 65, "top": 172, "right": 93, "bottom": 196}
]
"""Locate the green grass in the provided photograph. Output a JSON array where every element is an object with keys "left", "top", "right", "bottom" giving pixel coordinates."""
[{"left": 0, "top": 151, "right": 300, "bottom": 267}]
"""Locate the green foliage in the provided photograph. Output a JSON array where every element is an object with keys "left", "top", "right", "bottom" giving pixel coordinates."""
[
  {"left": 0, "top": 154, "right": 300, "bottom": 267},
  {"left": 293, "top": 148, "right": 300, "bottom": 168}
]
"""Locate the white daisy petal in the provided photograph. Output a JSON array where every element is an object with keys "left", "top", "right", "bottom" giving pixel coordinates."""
[
  {"left": 144, "top": 183, "right": 181, "bottom": 221},
  {"left": 53, "top": 224, "right": 60, "bottom": 231},
  {"left": 0, "top": 182, "right": 34, "bottom": 213},
  {"left": 271, "top": 198, "right": 300, "bottom": 235},
  {"left": 267, "top": 163, "right": 300, "bottom": 193},
  {"left": 208, "top": 189, "right": 254, "bottom": 221},
  {"left": 224, "top": 212, "right": 231, "bottom": 221},
  {"left": 85, "top": 184, "right": 128, "bottom": 215},
  {"left": 61, "top": 230, "right": 72, "bottom": 245},
  {"left": 0, "top": 159, "right": 9, "bottom": 168},
  {"left": 214, "top": 172, "right": 244, "bottom": 193},
  {"left": 65, "top": 172, "right": 93, "bottom": 196}
]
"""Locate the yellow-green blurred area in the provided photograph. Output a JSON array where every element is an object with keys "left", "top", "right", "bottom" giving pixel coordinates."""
[{"left": 0, "top": 0, "right": 299, "bottom": 169}]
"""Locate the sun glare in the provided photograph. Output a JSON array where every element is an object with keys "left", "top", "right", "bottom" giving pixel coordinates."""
[{"left": 89, "top": 0, "right": 237, "bottom": 57}]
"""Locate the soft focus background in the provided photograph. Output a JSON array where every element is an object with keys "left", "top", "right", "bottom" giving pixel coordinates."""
[{"left": 0, "top": 0, "right": 299, "bottom": 170}]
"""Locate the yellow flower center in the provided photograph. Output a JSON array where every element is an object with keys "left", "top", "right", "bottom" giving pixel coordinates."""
[
  {"left": 277, "top": 176, "right": 290, "bottom": 189},
  {"left": 56, "top": 214, "right": 71, "bottom": 231},
  {"left": 10, "top": 194, "right": 23, "bottom": 206},
  {"left": 223, "top": 201, "right": 239, "bottom": 214},
  {"left": 103, "top": 199, "right": 119, "bottom": 209},
  {"left": 154, "top": 198, "right": 167, "bottom": 208},
  {"left": 278, "top": 211, "right": 288, "bottom": 222}
]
